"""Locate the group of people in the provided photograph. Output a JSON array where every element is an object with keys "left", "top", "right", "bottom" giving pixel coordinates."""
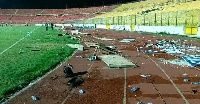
[{"left": 45, "top": 23, "right": 54, "bottom": 31}]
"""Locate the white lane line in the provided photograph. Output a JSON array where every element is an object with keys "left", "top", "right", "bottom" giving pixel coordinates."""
[
  {"left": 0, "top": 28, "right": 37, "bottom": 55},
  {"left": 123, "top": 68, "right": 127, "bottom": 104},
  {"left": 147, "top": 55, "right": 189, "bottom": 104}
]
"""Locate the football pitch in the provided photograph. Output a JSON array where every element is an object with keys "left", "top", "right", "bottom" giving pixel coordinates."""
[{"left": 0, "top": 26, "right": 78, "bottom": 99}]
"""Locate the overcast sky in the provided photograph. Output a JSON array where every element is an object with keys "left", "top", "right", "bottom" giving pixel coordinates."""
[{"left": 0, "top": 0, "right": 137, "bottom": 9}]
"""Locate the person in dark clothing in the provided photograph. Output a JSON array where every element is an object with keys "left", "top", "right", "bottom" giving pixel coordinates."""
[
  {"left": 45, "top": 23, "right": 48, "bottom": 31},
  {"left": 50, "top": 23, "right": 54, "bottom": 30}
]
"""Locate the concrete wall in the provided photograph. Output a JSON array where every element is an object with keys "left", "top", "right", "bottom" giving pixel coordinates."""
[
  {"left": 197, "top": 27, "right": 200, "bottom": 37},
  {"left": 96, "top": 25, "right": 106, "bottom": 29},
  {"left": 135, "top": 26, "right": 185, "bottom": 35},
  {"left": 110, "top": 25, "right": 131, "bottom": 31},
  {"left": 35, "top": 23, "right": 200, "bottom": 38}
]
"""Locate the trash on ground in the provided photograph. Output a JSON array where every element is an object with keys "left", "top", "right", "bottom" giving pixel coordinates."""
[
  {"left": 88, "top": 54, "right": 97, "bottom": 61},
  {"left": 66, "top": 44, "right": 84, "bottom": 51},
  {"left": 31, "top": 96, "right": 37, "bottom": 101},
  {"left": 93, "top": 36, "right": 115, "bottom": 41},
  {"left": 85, "top": 42, "right": 99, "bottom": 48},
  {"left": 163, "top": 59, "right": 191, "bottom": 67},
  {"left": 120, "top": 39, "right": 135, "bottom": 43},
  {"left": 76, "top": 56, "right": 83, "bottom": 58},
  {"left": 183, "top": 73, "right": 188, "bottom": 76},
  {"left": 58, "top": 34, "right": 64, "bottom": 36},
  {"left": 79, "top": 89, "right": 85, "bottom": 94},
  {"left": 146, "top": 50, "right": 154, "bottom": 54},
  {"left": 131, "top": 87, "right": 140, "bottom": 92},
  {"left": 137, "top": 102, "right": 154, "bottom": 104},
  {"left": 192, "top": 89, "right": 198, "bottom": 94},
  {"left": 99, "top": 55, "right": 136, "bottom": 68},
  {"left": 67, "top": 77, "right": 84, "bottom": 88},
  {"left": 140, "top": 74, "right": 151, "bottom": 78},
  {"left": 63, "top": 65, "right": 74, "bottom": 78},
  {"left": 191, "top": 82, "right": 200, "bottom": 85},
  {"left": 184, "top": 78, "right": 189, "bottom": 82},
  {"left": 182, "top": 55, "right": 200, "bottom": 67}
]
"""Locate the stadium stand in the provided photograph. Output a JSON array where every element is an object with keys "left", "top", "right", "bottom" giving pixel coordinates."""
[
  {"left": 16, "top": 9, "right": 43, "bottom": 15},
  {"left": 0, "top": 9, "right": 16, "bottom": 15},
  {"left": 0, "top": 5, "right": 118, "bottom": 24},
  {"left": 42, "top": 9, "right": 65, "bottom": 15}
]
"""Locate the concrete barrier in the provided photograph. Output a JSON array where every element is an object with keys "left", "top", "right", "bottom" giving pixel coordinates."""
[
  {"left": 96, "top": 25, "right": 106, "bottom": 29},
  {"left": 135, "top": 26, "right": 185, "bottom": 35},
  {"left": 110, "top": 25, "right": 131, "bottom": 31}
]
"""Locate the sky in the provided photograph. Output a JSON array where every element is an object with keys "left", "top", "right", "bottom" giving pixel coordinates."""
[{"left": 0, "top": 0, "right": 138, "bottom": 9}]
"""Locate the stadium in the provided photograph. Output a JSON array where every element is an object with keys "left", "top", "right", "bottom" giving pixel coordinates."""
[{"left": 0, "top": 0, "right": 200, "bottom": 104}]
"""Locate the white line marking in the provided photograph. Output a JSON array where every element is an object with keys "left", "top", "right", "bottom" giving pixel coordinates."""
[
  {"left": 0, "top": 28, "right": 37, "bottom": 55},
  {"left": 123, "top": 68, "right": 127, "bottom": 104},
  {"left": 147, "top": 55, "right": 189, "bottom": 104}
]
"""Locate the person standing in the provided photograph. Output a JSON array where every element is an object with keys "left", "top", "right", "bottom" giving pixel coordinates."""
[
  {"left": 45, "top": 23, "right": 48, "bottom": 31},
  {"left": 50, "top": 23, "right": 54, "bottom": 30}
]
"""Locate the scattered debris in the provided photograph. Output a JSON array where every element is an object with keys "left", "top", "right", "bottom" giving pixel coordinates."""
[
  {"left": 67, "top": 77, "right": 84, "bottom": 88},
  {"left": 191, "top": 82, "right": 200, "bottom": 85},
  {"left": 79, "top": 89, "right": 85, "bottom": 94},
  {"left": 31, "top": 96, "right": 37, "bottom": 101},
  {"left": 28, "top": 83, "right": 34, "bottom": 86},
  {"left": 31, "top": 49, "right": 40, "bottom": 51},
  {"left": 85, "top": 42, "right": 99, "bottom": 48},
  {"left": 66, "top": 44, "right": 84, "bottom": 51},
  {"left": 19, "top": 49, "right": 23, "bottom": 54},
  {"left": 131, "top": 87, "right": 140, "bottom": 92},
  {"left": 71, "top": 30, "right": 80, "bottom": 35},
  {"left": 58, "top": 34, "right": 64, "bottom": 36},
  {"left": 120, "top": 39, "right": 135, "bottom": 43},
  {"left": 182, "top": 55, "right": 200, "bottom": 67},
  {"left": 137, "top": 102, "right": 154, "bottom": 104},
  {"left": 146, "top": 50, "right": 154, "bottom": 54},
  {"left": 99, "top": 55, "right": 136, "bottom": 68},
  {"left": 184, "top": 78, "right": 189, "bottom": 82},
  {"left": 93, "top": 36, "right": 115, "bottom": 41},
  {"left": 154, "top": 39, "right": 200, "bottom": 55},
  {"left": 162, "top": 59, "right": 191, "bottom": 67},
  {"left": 88, "top": 54, "right": 97, "bottom": 61},
  {"left": 192, "top": 89, "right": 198, "bottom": 94},
  {"left": 183, "top": 73, "right": 188, "bottom": 76},
  {"left": 63, "top": 65, "right": 74, "bottom": 78},
  {"left": 140, "top": 74, "right": 151, "bottom": 78},
  {"left": 76, "top": 56, "right": 83, "bottom": 58}
]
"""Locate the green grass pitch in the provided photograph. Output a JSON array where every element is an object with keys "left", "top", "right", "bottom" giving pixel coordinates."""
[{"left": 0, "top": 26, "right": 78, "bottom": 99}]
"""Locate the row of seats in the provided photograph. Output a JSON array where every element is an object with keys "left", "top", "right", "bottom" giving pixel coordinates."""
[
  {"left": 0, "top": 5, "right": 118, "bottom": 15},
  {"left": 0, "top": 14, "right": 96, "bottom": 24}
]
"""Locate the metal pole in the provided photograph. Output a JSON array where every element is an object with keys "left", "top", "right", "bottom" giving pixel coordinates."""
[
  {"left": 191, "top": 15, "right": 193, "bottom": 33},
  {"left": 176, "top": 11, "right": 178, "bottom": 26},
  {"left": 161, "top": 12, "right": 163, "bottom": 26},
  {"left": 121, "top": 16, "right": 123, "bottom": 25},
  {"left": 112, "top": 17, "right": 114, "bottom": 25},
  {"left": 118, "top": 16, "right": 120, "bottom": 25},
  {"left": 135, "top": 15, "right": 137, "bottom": 25},
  {"left": 168, "top": 12, "right": 170, "bottom": 26},
  {"left": 131, "top": 15, "right": 133, "bottom": 25},
  {"left": 144, "top": 15, "right": 145, "bottom": 26},
  {"left": 155, "top": 13, "right": 157, "bottom": 26}
]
